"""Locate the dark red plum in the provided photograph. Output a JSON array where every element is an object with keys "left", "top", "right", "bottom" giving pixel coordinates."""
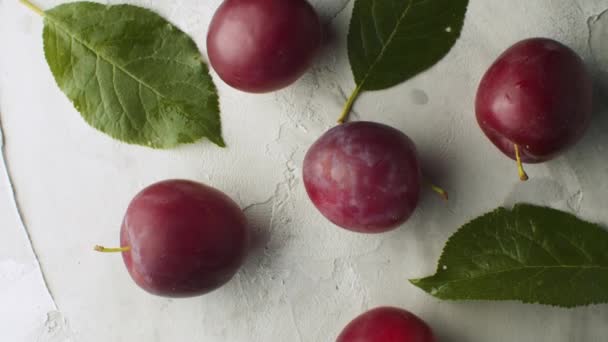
[
  {"left": 207, "top": 0, "right": 322, "bottom": 93},
  {"left": 476, "top": 38, "right": 592, "bottom": 180},
  {"left": 303, "top": 122, "right": 422, "bottom": 233},
  {"left": 98, "top": 180, "right": 248, "bottom": 298},
  {"left": 337, "top": 307, "right": 436, "bottom": 342}
]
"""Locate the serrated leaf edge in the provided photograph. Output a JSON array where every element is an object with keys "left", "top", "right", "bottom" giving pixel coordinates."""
[
  {"left": 43, "top": 2, "right": 224, "bottom": 148},
  {"left": 409, "top": 204, "right": 608, "bottom": 308},
  {"left": 348, "top": 0, "right": 414, "bottom": 91}
]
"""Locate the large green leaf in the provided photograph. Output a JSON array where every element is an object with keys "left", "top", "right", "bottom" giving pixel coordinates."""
[
  {"left": 348, "top": 0, "right": 468, "bottom": 91},
  {"left": 337, "top": 0, "right": 468, "bottom": 123},
  {"left": 41, "top": 1, "right": 223, "bottom": 148},
  {"left": 410, "top": 204, "right": 608, "bottom": 308}
]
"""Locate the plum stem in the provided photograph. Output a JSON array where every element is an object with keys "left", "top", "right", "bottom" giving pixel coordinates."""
[
  {"left": 426, "top": 181, "right": 449, "bottom": 201},
  {"left": 94, "top": 245, "right": 131, "bottom": 253},
  {"left": 337, "top": 84, "right": 363, "bottom": 124},
  {"left": 20, "top": 0, "right": 45, "bottom": 16},
  {"left": 514, "top": 144, "right": 529, "bottom": 181}
]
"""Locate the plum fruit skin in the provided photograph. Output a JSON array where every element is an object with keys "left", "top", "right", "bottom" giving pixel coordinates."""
[
  {"left": 336, "top": 307, "right": 436, "bottom": 342},
  {"left": 476, "top": 38, "right": 592, "bottom": 163},
  {"left": 120, "top": 180, "right": 248, "bottom": 298},
  {"left": 303, "top": 122, "right": 422, "bottom": 234},
  {"left": 207, "top": 0, "right": 322, "bottom": 93}
]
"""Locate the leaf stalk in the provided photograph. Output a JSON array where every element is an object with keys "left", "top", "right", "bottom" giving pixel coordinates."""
[
  {"left": 429, "top": 183, "right": 449, "bottom": 201},
  {"left": 20, "top": 0, "right": 45, "bottom": 16},
  {"left": 337, "top": 84, "right": 363, "bottom": 124},
  {"left": 514, "top": 144, "right": 529, "bottom": 181},
  {"left": 94, "top": 245, "right": 131, "bottom": 253}
]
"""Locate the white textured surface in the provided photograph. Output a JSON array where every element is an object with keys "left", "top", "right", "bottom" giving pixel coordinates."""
[{"left": 1, "top": 0, "right": 608, "bottom": 341}]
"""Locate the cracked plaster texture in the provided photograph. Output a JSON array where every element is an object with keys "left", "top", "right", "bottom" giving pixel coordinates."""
[{"left": 1, "top": 0, "right": 608, "bottom": 341}]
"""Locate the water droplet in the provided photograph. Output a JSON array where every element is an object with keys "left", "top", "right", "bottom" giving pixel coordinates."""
[
  {"left": 410, "top": 89, "right": 429, "bottom": 105},
  {"left": 445, "top": 26, "right": 452, "bottom": 33},
  {"left": 442, "top": 265, "right": 448, "bottom": 270}
]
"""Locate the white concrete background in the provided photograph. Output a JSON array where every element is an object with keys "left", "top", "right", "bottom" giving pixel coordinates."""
[{"left": 1, "top": 0, "right": 608, "bottom": 341}]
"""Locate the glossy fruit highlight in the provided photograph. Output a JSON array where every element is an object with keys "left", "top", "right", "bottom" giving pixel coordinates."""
[
  {"left": 476, "top": 38, "right": 593, "bottom": 179},
  {"left": 207, "top": 0, "right": 322, "bottom": 93},
  {"left": 106, "top": 180, "right": 248, "bottom": 297},
  {"left": 337, "top": 307, "right": 435, "bottom": 342},
  {"left": 303, "top": 122, "right": 422, "bottom": 233}
]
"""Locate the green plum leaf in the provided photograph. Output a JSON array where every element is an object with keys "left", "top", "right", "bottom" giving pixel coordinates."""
[
  {"left": 36, "top": 1, "right": 224, "bottom": 148},
  {"left": 339, "top": 0, "right": 468, "bottom": 122},
  {"left": 410, "top": 204, "right": 608, "bottom": 308}
]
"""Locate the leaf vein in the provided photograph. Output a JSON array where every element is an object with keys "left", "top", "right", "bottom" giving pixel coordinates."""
[
  {"left": 111, "top": 65, "right": 138, "bottom": 133},
  {"left": 555, "top": 231, "right": 594, "bottom": 263},
  {"left": 355, "top": 0, "right": 414, "bottom": 89},
  {"left": 506, "top": 221, "right": 563, "bottom": 264},
  {"left": 122, "top": 55, "right": 197, "bottom": 70},
  {"left": 46, "top": 13, "right": 200, "bottom": 134},
  {"left": 370, "top": 1, "right": 386, "bottom": 45},
  {"left": 137, "top": 83, "right": 163, "bottom": 144},
  {"left": 432, "top": 264, "right": 608, "bottom": 286}
]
